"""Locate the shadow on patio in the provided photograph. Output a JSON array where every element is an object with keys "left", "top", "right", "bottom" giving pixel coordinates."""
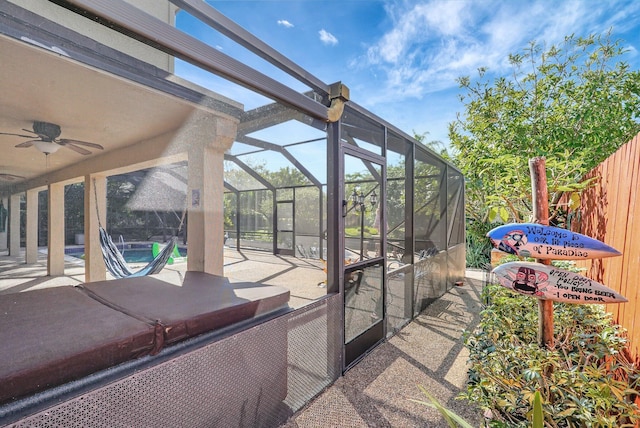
[{"left": 279, "top": 270, "right": 486, "bottom": 428}]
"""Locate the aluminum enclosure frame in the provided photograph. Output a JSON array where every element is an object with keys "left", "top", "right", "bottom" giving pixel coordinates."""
[
  {"left": 0, "top": 1, "right": 465, "bottom": 426},
  {"left": 52, "top": 0, "right": 331, "bottom": 121}
]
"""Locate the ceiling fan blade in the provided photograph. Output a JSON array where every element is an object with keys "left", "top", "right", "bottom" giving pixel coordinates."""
[
  {"left": 58, "top": 139, "right": 104, "bottom": 150},
  {"left": 63, "top": 142, "right": 92, "bottom": 155},
  {"left": 0, "top": 173, "right": 25, "bottom": 181},
  {"left": 15, "top": 139, "right": 39, "bottom": 148},
  {"left": 0, "top": 131, "right": 35, "bottom": 138}
]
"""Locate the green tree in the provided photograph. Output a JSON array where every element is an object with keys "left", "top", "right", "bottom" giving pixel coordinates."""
[
  {"left": 413, "top": 130, "right": 450, "bottom": 160},
  {"left": 450, "top": 31, "right": 640, "bottom": 226}
]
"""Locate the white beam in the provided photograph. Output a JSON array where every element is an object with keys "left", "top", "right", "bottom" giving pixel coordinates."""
[
  {"left": 186, "top": 114, "right": 237, "bottom": 275},
  {"left": 25, "top": 189, "right": 38, "bottom": 264},
  {"left": 48, "top": 182, "right": 65, "bottom": 275},
  {"left": 9, "top": 193, "right": 20, "bottom": 256},
  {"left": 0, "top": 197, "right": 7, "bottom": 251},
  {"left": 85, "top": 175, "right": 107, "bottom": 282}
]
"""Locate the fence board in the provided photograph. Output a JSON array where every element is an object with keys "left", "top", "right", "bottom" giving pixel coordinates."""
[
  {"left": 574, "top": 133, "right": 640, "bottom": 360},
  {"left": 622, "top": 137, "right": 640, "bottom": 349}
]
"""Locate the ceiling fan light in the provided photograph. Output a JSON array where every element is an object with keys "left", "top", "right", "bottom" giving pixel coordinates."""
[{"left": 33, "top": 140, "right": 60, "bottom": 154}]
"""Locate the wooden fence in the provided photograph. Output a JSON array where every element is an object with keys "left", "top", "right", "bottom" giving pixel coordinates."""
[{"left": 570, "top": 132, "right": 640, "bottom": 361}]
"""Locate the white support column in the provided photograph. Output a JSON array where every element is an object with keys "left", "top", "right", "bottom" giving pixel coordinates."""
[
  {"left": 0, "top": 196, "right": 8, "bottom": 251},
  {"left": 48, "top": 182, "right": 65, "bottom": 275},
  {"left": 9, "top": 193, "right": 21, "bottom": 256},
  {"left": 187, "top": 145, "right": 222, "bottom": 274},
  {"left": 85, "top": 175, "right": 107, "bottom": 282},
  {"left": 25, "top": 189, "right": 38, "bottom": 264},
  {"left": 185, "top": 114, "right": 237, "bottom": 275}
]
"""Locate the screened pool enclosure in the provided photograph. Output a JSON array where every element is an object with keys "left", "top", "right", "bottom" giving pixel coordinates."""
[
  {"left": 0, "top": 1, "right": 464, "bottom": 425},
  {"left": 221, "top": 101, "right": 466, "bottom": 322}
]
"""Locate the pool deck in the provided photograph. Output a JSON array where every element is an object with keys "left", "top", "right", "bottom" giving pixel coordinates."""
[{"left": 0, "top": 246, "right": 328, "bottom": 308}]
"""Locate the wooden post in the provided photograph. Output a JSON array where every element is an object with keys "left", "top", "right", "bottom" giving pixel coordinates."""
[{"left": 529, "top": 157, "right": 555, "bottom": 349}]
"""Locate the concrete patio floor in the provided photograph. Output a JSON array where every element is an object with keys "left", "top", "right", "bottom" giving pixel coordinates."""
[
  {"left": 279, "top": 270, "right": 486, "bottom": 428},
  {"left": 0, "top": 247, "right": 327, "bottom": 308}
]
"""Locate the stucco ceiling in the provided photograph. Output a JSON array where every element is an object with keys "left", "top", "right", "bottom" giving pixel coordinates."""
[{"left": 0, "top": 34, "right": 206, "bottom": 192}]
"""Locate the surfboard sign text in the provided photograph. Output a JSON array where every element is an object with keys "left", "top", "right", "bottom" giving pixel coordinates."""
[
  {"left": 487, "top": 223, "right": 621, "bottom": 260},
  {"left": 492, "top": 261, "right": 627, "bottom": 304}
]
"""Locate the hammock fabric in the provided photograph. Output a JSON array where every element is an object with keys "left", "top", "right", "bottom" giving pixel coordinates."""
[{"left": 99, "top": 226, "right": 177, "bottom": 279}]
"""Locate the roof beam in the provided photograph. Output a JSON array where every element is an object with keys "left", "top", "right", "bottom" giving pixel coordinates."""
[
  {"left": 171, "top": 0, "right": 330, "bottom": 98},
  {"left": 223, "top": 154, "right": 274, "bottom": 191},
  {"left": 235, "top": 136, "right": 322, "bottom": 188},
  {"left": 53, "top": 0, "right": 330, "bottom": 121}
]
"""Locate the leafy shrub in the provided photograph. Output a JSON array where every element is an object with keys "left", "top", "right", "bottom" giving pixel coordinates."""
[
  {"left": 466, "top": 220, "right": 494, "bottom": 268},
  {"left": 466, "top": 232, "right": 492, "bottom": 269},
  {"left": 463, "top": 284, "right": 640, "bottom": 427}
]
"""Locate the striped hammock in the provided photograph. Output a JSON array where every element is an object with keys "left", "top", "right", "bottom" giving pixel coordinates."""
[{"left": 98, "top": 227, "right": 176, "bottom": 278}]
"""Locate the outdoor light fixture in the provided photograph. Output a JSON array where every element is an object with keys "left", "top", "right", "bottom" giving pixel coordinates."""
[
  {"left": 33, "top": 140, "right": 60, "bottom": 154},
  {"left": 351, "top": 188, "right": 377, "bottom": 211},
  {"left": 350, "top": 188, "right": 361, "bottom": 210}
]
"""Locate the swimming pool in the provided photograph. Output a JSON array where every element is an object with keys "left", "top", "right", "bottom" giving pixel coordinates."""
[{"left": 65, "top": 245, "right": 186, "bottom": 264}]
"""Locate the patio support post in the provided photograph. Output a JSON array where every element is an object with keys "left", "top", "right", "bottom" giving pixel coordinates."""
[
  {"left": 9, "top": 193, "right": 20, "bottom": 256},
  {"left": 0, "top": 196, "right": 7, "bottom": 251},
  {"left": 404, "top": 143, "right": 415, "bottom": 318},
  {"left": 185, "top": 113, "right": 237, "bottom": 275},
  {"left": 25, "top": 188, "right": 38, "bottom": 264},
  {"left": 0, "top": 196, "right": 9, "bottom": 251},
  {"left": 85, "top": 175, "right": 107, "bottom": 282},
  {"left": 48, "top": 182, "right": 65, "bottom": 275}
]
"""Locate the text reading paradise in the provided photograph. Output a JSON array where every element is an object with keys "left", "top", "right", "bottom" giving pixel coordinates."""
[{"left": 524, "top": 226, "right": 588, "bottom": 257}]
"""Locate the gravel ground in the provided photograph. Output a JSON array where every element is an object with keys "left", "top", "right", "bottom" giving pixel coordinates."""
[{"left": 279, "top": 271, "right": 487, "bottom": 428}]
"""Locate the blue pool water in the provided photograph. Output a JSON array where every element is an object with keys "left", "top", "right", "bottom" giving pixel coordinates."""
[{"left": 65, "top": 245, "right": 186, "bottom": 264}]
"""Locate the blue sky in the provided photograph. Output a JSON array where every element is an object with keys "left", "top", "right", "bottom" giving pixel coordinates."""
[{"left": 176, "top": 0, "right": 640, "bottom": 149}]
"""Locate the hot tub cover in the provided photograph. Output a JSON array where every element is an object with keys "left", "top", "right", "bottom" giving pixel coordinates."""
[
  {"left": 0, "top": 286, "right": 161, "bottom": 404},
  {"left": 78, "top": 271, "right": 290, "bottom": 344}
]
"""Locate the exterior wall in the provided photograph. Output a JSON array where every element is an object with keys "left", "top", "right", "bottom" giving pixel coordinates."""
[
  {"left": 571, "top": 132, "right": 640, "bottom": 361},
  {"left": 8, "top": 0, "right": 176, "bottom": 71}
]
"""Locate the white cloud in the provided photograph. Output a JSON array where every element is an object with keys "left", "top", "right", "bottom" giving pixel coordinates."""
[
  {"left": 319, "top": 29, "right": 338, "bottom": 45},
  {"left": 277, "top": 19, "right": 294, "bottom": 28},
  {"left": 361, "top": 0, "right": 639, "bottom": 104},
  {"left": 624, "top": 44, "right": 638, "bottom": 59}
]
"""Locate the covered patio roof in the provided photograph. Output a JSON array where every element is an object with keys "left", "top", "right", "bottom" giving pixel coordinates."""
[{"left": 0, "top": 27, "right": 243, "bottom": 193}]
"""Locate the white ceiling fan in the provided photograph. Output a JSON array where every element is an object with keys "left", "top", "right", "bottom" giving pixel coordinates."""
[
  {"left": 0, "top": 173, "right": 25, "bottom": 181},
  {"left": 0, "top": 121, "right": 104, "bottom": 155}
]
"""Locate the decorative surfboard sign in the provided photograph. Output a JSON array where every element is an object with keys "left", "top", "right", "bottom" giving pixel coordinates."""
[
  {"left": 487, "top": 223, "right": 621, "bottom": 260},
  {"left": 492, "top": 261, "right": 627, "bottom": 304}
]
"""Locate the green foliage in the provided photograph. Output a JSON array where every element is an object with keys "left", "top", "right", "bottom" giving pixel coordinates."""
[
  {"left": 488, "top": 206, "right": 509, "bottom": 224},
  {"left": 450, "top": 31, "right": 640, "bottom": 226},
  {"left": 496, "top": 253, "right": 585, "bottom": 273},
  {"left": 345, "top": 226, "right": 378, "bottom": 238},
  {"left": 413, "top": 130, "right": 452, "bottom": 159},
  {"left": 465, "top": 220, "right": 493, "bottom": 268},
  {"left": 410, "top": 384, "right": 545, "bottom": 427},
  {"left": 410, "top": 385, "right": 474, "bottom": 428},
  {"left": 463, "top": 284, "right": 640, "bottom": 427},
  {"left": 532, "top": 391, "right": 544, "bottom": 428},
  {"left": 409, "top": 385, "right": 544, "bottom": 428},
  {"left": 466, "top": 231, "right": 491, "bottom": 268}
]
